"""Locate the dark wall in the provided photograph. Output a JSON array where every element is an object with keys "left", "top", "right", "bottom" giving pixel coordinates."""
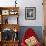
[{"left": 18, "top": 26, "right": 44, "bottom": 43}]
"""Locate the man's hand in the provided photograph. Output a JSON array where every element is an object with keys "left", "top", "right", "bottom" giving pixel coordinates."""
[{"left": 25, "top": 36, "right": 38, "bottom": 46}]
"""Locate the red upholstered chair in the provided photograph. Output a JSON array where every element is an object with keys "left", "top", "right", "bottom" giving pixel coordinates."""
[{"left": 21, "top": 28, "right": 41, "bottom": 46}]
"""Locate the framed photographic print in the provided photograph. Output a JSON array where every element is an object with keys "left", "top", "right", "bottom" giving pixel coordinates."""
[{"left": 25, "top": 7, "right": 36, "bottom": 20}]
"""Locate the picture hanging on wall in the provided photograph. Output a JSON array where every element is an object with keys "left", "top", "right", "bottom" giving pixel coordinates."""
[{"left": 25, "top": 7, "right": 36, "bottom": 20}]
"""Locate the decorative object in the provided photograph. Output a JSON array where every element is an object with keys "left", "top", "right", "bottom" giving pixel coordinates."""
[
  {"left": 2, "top": 10, "right": 9, "bottom": 15},
  {"left": 2, "top": 28, "right": 13, "bottom": 41},
  {"left": 15, "top": 0, "right": 17, "bottom": 7},
  {"left": 13, "top": 32, "right": 18, "bottom": 41},
  {"left": 25, "top": 7, "right": 36, "bottom": 20},
  {"left": 14, "top": 29, "right": 17, "bottom": 32}
]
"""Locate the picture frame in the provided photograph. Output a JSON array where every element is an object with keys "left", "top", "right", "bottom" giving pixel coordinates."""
[
  {"left": 25, "top": 7, "right": 36, "bottom": 20},
  {"left": 9, "top": 10, "right": 18, "bottom": 15}
]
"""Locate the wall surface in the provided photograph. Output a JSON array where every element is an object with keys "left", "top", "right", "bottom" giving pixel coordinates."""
[
  {"left": 0, "top": 0, "right": 44, "bottom": 26},
  {"left": 18, "top": 0, "right": 44, "bottom": 26}
]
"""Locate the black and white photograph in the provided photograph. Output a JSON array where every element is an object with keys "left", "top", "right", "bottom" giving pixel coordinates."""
[{"left": 25, "top": 7, "right": 36, "bottom": 20}]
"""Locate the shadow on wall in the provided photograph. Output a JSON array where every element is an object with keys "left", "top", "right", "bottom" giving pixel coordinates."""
[{"left": 18, "top": 26, "right": 44, "bottom": 44}]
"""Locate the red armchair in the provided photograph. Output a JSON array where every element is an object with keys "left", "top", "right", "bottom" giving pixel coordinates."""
[{"left": 21, "top": 28, "right": 41, "bottom": 46}]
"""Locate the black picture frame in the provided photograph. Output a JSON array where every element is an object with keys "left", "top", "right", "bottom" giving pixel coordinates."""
[{"left": 25, "top": 7, "right": 36, "bottom": 20}]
